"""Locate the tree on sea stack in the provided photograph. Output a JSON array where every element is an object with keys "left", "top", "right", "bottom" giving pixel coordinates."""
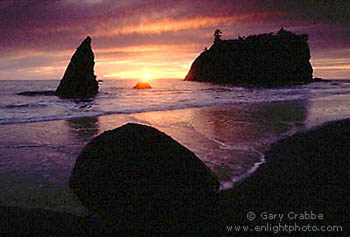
[
  {"left": 213, "top": 29, "right": 222, "bottom": 44},
  {"left": 55, "top": 36, "right": 99, "bottom": 98}
]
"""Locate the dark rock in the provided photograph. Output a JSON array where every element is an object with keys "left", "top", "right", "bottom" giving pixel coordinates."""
[
  {"left": 0, "top": 206, "right": 99, "bottom": 234},
  {"left": 220, "top": 119, "right": 350, "bottom": 229},
  {"left": 55, "top": 36, "right": 98, "bottom": 98},
  {"left": 16, "top": 91, "right": 55, "bottom": 96},
  {"left": 313, "top": 77, "right": 331, "bottom": 82},
  {"left": 69, "top": 123, "right": 219, "bottom": 231},
  {"left": 185, "top": 28, "right": 313, "bottom": 87},
  {"left": 133, "top": 82, "right": 152, "bottom": 89}
]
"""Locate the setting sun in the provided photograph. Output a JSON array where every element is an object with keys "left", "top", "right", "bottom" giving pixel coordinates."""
[{"left": 140, "top": 73, "right": 152, "bottom": 82}]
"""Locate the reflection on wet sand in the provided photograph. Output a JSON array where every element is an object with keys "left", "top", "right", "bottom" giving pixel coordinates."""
[
  {"left": 0, "top": 99, "right": 313, "bottom": 216},
  {"left": 66, "top": 117, "right": 100, "bottom": 141},
  {"left": 121, "top": 100, "right": 308, "bottom": 188},
  {"left": 130, "top": 101, "right": 307, "bottom": 150},
  {"left": 41, "top": 100, "right": 308, "bottom": 190},
  {"left": 305, "top": 94, "right": 350, "bottom": 128}
]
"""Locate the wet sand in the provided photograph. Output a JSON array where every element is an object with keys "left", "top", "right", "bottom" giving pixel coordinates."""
[
  {"left": 1, "top": 94, "right": 350, "bottom": 233},
  {"left": 1, "top": 118, "right": 348, "bottom": 233},
  {"left": 0, "top": 101, "right": 307, "bottom": 217}
]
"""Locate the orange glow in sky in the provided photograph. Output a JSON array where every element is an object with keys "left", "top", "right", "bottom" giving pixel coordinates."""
[
  {"left": 95, "top": 44, "right": 197, "bottom": 80},
  {"left": 0, "top": 1, "right": 349, "bottom": 80}
]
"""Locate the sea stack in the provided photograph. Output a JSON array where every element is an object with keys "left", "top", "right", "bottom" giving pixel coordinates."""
[
  {"left": 55, "top": 36, "right": 98, "bottom": 98},
  {"left": 185, "top": 28, "right": 313, "bottom": 86}
]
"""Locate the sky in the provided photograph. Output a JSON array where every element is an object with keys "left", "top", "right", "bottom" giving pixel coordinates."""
[{"left": 0, "top": 0, "right": 349, "bottom": 80}]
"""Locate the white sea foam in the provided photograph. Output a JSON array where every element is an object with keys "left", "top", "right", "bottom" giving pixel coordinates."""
[{"left": 1, "top": 79, "right": 350, "bottom": 125}]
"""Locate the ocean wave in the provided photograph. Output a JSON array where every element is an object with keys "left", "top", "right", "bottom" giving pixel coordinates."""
[
  {"left": 217, "top": 123, "right": 303, "bottom": 190},
  {"left": 1, "top": 79, "right": 350, "bottom": 125},
  {"left": 2, "top": 103, "right": 49, "bottom": 109},
  {"left": 1, "top": 89, "right": 349, "bottom": 125}
]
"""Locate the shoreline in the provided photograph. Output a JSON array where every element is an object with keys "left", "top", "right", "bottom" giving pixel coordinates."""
[
  {"left": 219, "top": 119, "right": 349, "bottom": 232},
  {"left": 220, "top": 120, "right": 305, "bottom": 190},
  {"left": 0, "top": 99, "right": 307, "bottom": 126},
  {"left": 1, "top": 118, "right": 348, "bottom": 233},
  {"left": 0, "top": 101, "right": 308, "bottom": 217}
]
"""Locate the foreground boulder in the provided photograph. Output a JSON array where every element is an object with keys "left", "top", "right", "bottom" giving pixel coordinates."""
[
  {"left": 70, "top": 123, "right": 219, "bottom": 231},
  {"left": 55, "top": 36, "right": 98, "bottom": 98},
  {"left": 185, "top": 28, "right": 313, "bottom": 86}
]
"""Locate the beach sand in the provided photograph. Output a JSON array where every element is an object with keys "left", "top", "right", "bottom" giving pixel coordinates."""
[
  {"left": 0, "top": 101, "right": 307, "bottom": 215},
  {"left": 0, "top": 100, "right": 349, "bottom": 233}
]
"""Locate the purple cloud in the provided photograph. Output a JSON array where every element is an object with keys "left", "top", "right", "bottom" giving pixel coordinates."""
[{"left": 0, "top": 0, "right": 349, "bottom": 79}]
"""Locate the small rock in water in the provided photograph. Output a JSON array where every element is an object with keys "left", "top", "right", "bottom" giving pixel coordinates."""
[{"left": 133, "top": 82, "right": 152, "bottom": 89}]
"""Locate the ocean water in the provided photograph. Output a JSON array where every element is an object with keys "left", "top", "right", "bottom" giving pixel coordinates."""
[
  {"left": 1, "top": 79, "right": 350, "bottom": 215},
  {"left": 2, "top": 79, "right": 350, "bottom": 125}
]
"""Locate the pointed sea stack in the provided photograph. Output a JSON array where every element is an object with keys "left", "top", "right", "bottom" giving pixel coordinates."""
[{"left": 55, "top": 36, "right": 98, "bottom": 98}]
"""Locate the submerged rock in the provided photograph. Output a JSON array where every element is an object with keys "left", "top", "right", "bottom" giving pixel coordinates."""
[
  {"left": 185, "top": 28, "right": 314, "bottom": 86},
  {"left": 133, "top": 82, "right": 152, "bottom": 89},
  {"left": 70, "top": 123, "right": 219, "bottom": 230},
  {"left": 313, "top": 77, "right": 331, "bottom": 82},
  {"left": 16, "top": 91, "right": 55, "bottom": 96},
  {"left": 55, "top": 36, "right": 98, "bottom": 98}
]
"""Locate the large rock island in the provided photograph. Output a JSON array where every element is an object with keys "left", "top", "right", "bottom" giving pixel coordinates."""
[
  {"left": 55, "top": 36, "right": 99, "bottom": 98},
  {"left": 184, "top": 28, "right": 313, "bottom": 86}
]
